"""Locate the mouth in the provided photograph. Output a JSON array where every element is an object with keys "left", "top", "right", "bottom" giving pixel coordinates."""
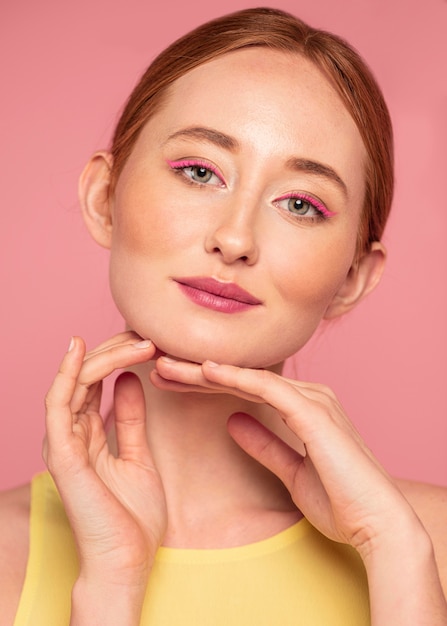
[{"left": 173, "top": 276, "right": 262, "bottom": 313}]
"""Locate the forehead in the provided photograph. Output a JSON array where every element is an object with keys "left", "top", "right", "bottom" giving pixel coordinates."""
[{"left": 140, "top": 48, "right": 366, "bottom": 200}]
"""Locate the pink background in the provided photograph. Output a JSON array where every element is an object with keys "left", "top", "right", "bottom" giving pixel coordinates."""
[{"left": 1, "top": 0, "right": 446, "bottom": 490}]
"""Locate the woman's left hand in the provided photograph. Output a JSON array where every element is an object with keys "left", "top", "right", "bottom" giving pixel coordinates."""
[
  {"left": 151, "top": 358, "right": 421, "bottom": 562},
  {"left": 153, "top": 358, "right": 447, "bottom": 625}
]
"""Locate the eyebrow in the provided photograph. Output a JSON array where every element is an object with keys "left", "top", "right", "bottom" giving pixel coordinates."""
[
  {"left": 165, "top": 126, "right": 240, "bottom": 151},
  {"left": 285, "top": 157, "right": 348, "bottom": 198},
  {"left": 165, "top": 125, "right": 348, "bottom": 197}
]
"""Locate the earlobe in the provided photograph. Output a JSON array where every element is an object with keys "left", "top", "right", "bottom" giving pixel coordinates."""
[
  {"left": 324, "top": 242, "right": 387, "bottom": 320},
  {"left": 78, "top": 151, "right": 114, "bottom": 249}
]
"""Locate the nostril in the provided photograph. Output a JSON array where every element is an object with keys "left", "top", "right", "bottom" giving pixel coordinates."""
[
  {"left": 207, "top": 226, "right": 258, "bottom": 264},
  {"left": 213, "top": 246, "right": 248, "bottom": 262}
]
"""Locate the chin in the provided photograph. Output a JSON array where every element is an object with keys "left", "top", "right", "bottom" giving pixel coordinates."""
[
  {"left": 156, "top": 333, "right": 246, "bottom": 366},
  {"left": 122, "top": 311, "right": 309, "bottom": 370},
  {"left": 151, "top": 330, "right": 293, "bottom": 371}
]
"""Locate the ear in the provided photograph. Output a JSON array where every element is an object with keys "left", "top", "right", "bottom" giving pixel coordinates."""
[
  {"left": 324, "top": 241, "right": 386, "bottom": 320},
  {"left": 78, "top": 151, "right": 114, "bottom": 249}
]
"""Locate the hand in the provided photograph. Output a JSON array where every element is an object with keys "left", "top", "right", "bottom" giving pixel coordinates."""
[
  {"left": 152, "top": 358, "right": 419, "bottom": 560},
  {"left": 43, "top": 332, "right": 167, "bottom": 589}
]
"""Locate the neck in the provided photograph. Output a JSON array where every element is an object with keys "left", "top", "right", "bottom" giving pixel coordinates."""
[{"left": 108, "top": 361, "right": 302, "bottom": 547}]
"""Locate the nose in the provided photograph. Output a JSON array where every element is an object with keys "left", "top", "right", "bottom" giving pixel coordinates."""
[{"left": 204, "top": 199, "right": 259, "bottom": 265}]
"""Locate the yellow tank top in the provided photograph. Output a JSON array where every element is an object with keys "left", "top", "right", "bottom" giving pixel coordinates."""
[{"left": 14, "top": 472, "right": 370, "bottom": 625}]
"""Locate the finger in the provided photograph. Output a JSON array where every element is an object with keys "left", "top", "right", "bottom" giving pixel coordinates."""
[
  {"left": 228, "top": 413, "right": 335, "bottom": 532},
  {"left": 200, "top": 362, "right": 361, "bottom": 452},
  {"left": 83, "top": 380, "right": 103, "bottom": 415},
  {"left": 202, "top": 363, "right": 321, "bottom": 424},
  {"left": 155, "top": 357, "right": 209, "bottom": 383},
  {"left": 172, "top": 361, "right": 329, "bottom": 408},
  {"left": 150, "top": 369, "right": 218, "bottom": 394},
  {"left": 200, "top": 361, "right": 333, "bottom": 401},
  {"left": 85, "top": 331, "right": 166, "bottom": 362},
  {"left": 114, "top": 372, "right": 152, "bottom": 465},
  {"left": 227, "top": 413, "right": 304, "bottom": 491},
  {"left": 213, "top": 364, "right": 390, "bottom": 488},
  {"left": 151, "top": 367, "right": 243, "bottom": 397},
  {"left": 156, "top": 356, "right": 334, "bottom": 404},
  {"left": 83, "top": 331, "right": 145, "bottom": 359},
  {"left": 153, "top": 357, "right": 263, "bottom": 402},
  {"left": 44, "top": 337, "right": 86, "bottom": 454},
  {"left": 70, "top": 338, "right": 156, "bottom": 413}
]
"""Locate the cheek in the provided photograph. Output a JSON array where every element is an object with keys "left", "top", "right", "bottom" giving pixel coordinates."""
[
  {"left": 107, "top": 185, "right": 165, "bottom": 326},
  {"left": 272, "top": 231, "right": 357, "bottom": 315},
  {"left": 111, "top": 176, "right": 207, "bottom": 256},
  {"left": 112, "top": 199, "right": 169, "bottom": 255},
  {"left": 107, "top": 187, "right": 203, "bottom": 339}
]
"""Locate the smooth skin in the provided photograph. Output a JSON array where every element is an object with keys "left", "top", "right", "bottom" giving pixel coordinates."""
[
  {"left": 88, "top": 49, "right": 381, "bottom": 368},
  {"left": 1, "top": 49, "right": 446, "bottom": 625}
]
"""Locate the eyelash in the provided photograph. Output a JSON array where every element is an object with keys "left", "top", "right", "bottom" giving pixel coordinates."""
[
  {"left": 274, "top": 193, "right": 336, "bottom": 222},
  {"left": 166, "top": 159, "right": 335, "bottom": 222},
  {"left": 167, "top": 159, "right": 225, "bottom": 187}
]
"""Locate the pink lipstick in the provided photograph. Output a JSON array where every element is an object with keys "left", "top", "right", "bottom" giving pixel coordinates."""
[{"left": 174, "top": 277, "right": 262, "bottom": 313}]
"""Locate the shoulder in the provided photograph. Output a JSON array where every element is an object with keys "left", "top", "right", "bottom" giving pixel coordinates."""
[
  {"left": 396, "top": 478, "right": 447, "bottom": 594},
  {"left": 0, "top": 483, "right": 31, "bottom": 625}
]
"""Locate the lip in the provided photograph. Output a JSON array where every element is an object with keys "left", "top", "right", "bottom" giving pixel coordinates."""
[{"left": 174, "top": 276, "right": 262, "bottom": 313}]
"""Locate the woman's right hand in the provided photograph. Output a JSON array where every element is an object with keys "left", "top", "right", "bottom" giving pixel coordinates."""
[{"left": 43, "top": 332, "right": 167, "bottom": 623}]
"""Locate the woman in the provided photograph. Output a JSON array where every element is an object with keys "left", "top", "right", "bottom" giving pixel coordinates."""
[{"left": 1, "top": 7, "right": 446, "bottom": 625}]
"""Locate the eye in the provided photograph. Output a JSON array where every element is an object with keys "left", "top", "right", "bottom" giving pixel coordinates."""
[
  {"left": 185, "top": 165, "right": 215, "bottom": 183},
  {"left": 167, "top": 159, "right": 225, "bottom": 187},
  {"left": 287, "top": 197, "right": 318, "bottom": 216},
  {"left": 275, "top": 192, "right": 335, "bottom": 221}
]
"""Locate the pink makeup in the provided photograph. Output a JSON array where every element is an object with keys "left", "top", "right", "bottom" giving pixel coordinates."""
[
  {"left": 173, "top": 277, "right": 262, "bottom": 314},
  {"left": 166, "top": 159, "right": 225, "bottom": 185},
  {"left": 275, "top": 193, "right": 336, "bottom": 219}
]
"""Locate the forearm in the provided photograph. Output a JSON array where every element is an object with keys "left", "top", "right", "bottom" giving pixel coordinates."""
[{"left": 362, "top": 516, "right": 447, "bottom": 625}]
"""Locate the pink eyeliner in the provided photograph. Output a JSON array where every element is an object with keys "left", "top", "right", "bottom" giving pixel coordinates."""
[
  {"left": 276, "top": 192, "right": 336, "bottom": 218},
  {"left": 166, "top": 158, "right": 223, "bottom": 180}
]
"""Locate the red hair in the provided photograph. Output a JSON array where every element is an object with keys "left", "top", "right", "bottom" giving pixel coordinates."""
[{"left": 110, "top": 7, "right": 393, "bottom": 255}]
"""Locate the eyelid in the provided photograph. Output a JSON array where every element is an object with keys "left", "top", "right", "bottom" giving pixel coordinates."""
[
  {"left": 166, "top": 158, "right": 226, "bottom": 186},
  {"left": 275, "top": 191, "right": 336, "bottom": 218}
]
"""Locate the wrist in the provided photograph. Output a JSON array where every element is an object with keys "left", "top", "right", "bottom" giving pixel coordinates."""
[
  {"left": 71, "top": 572, "right": 149, "bottom": 626},
  {"left": 356, "top": 502, "right": 428, "bottom": 565},
  {"left": 359, "top": 511, "right": 447, "bottom": 625}
]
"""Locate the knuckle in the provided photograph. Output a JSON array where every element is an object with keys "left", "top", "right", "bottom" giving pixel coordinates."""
[
  {"left": 313, "top": 382, "right": 338, "bottom": 403},
  {"left": 44, "top": 390, "right": 57, "bottom": 412},
  {"left": 44, "top": 390, "right": 64, "bottom": 413},
  {"left": 313, "top": 382, "right": 333, "bottom": 396},
  {"left": 241, "top": 367, "right": 272, "bottom": 397}
]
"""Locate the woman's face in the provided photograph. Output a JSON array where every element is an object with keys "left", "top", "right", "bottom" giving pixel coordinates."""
[{"left": 106, "top": 48, "right": 368, "bottom": 368}]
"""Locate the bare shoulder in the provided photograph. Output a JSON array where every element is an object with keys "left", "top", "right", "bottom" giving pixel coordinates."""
[
  {"left": 396, "top": 478, "right": 447, "bottom": 592},
  {"left": 0, "top": 483, "right": 31, "bottom": 625}
]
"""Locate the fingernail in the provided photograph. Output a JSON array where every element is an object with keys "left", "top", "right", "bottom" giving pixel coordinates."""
[
  {"left": 205, "top": 360, "right": 220, "bottom": 368},
  {"left": 68, "top": 337, "right": 75, "bottom": 352},
  {"left": 133, "top": 339, "right": 152, "bottom": 349},
  {"left": 159, "top": 355, "right": 176, "bottom": 363}
]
